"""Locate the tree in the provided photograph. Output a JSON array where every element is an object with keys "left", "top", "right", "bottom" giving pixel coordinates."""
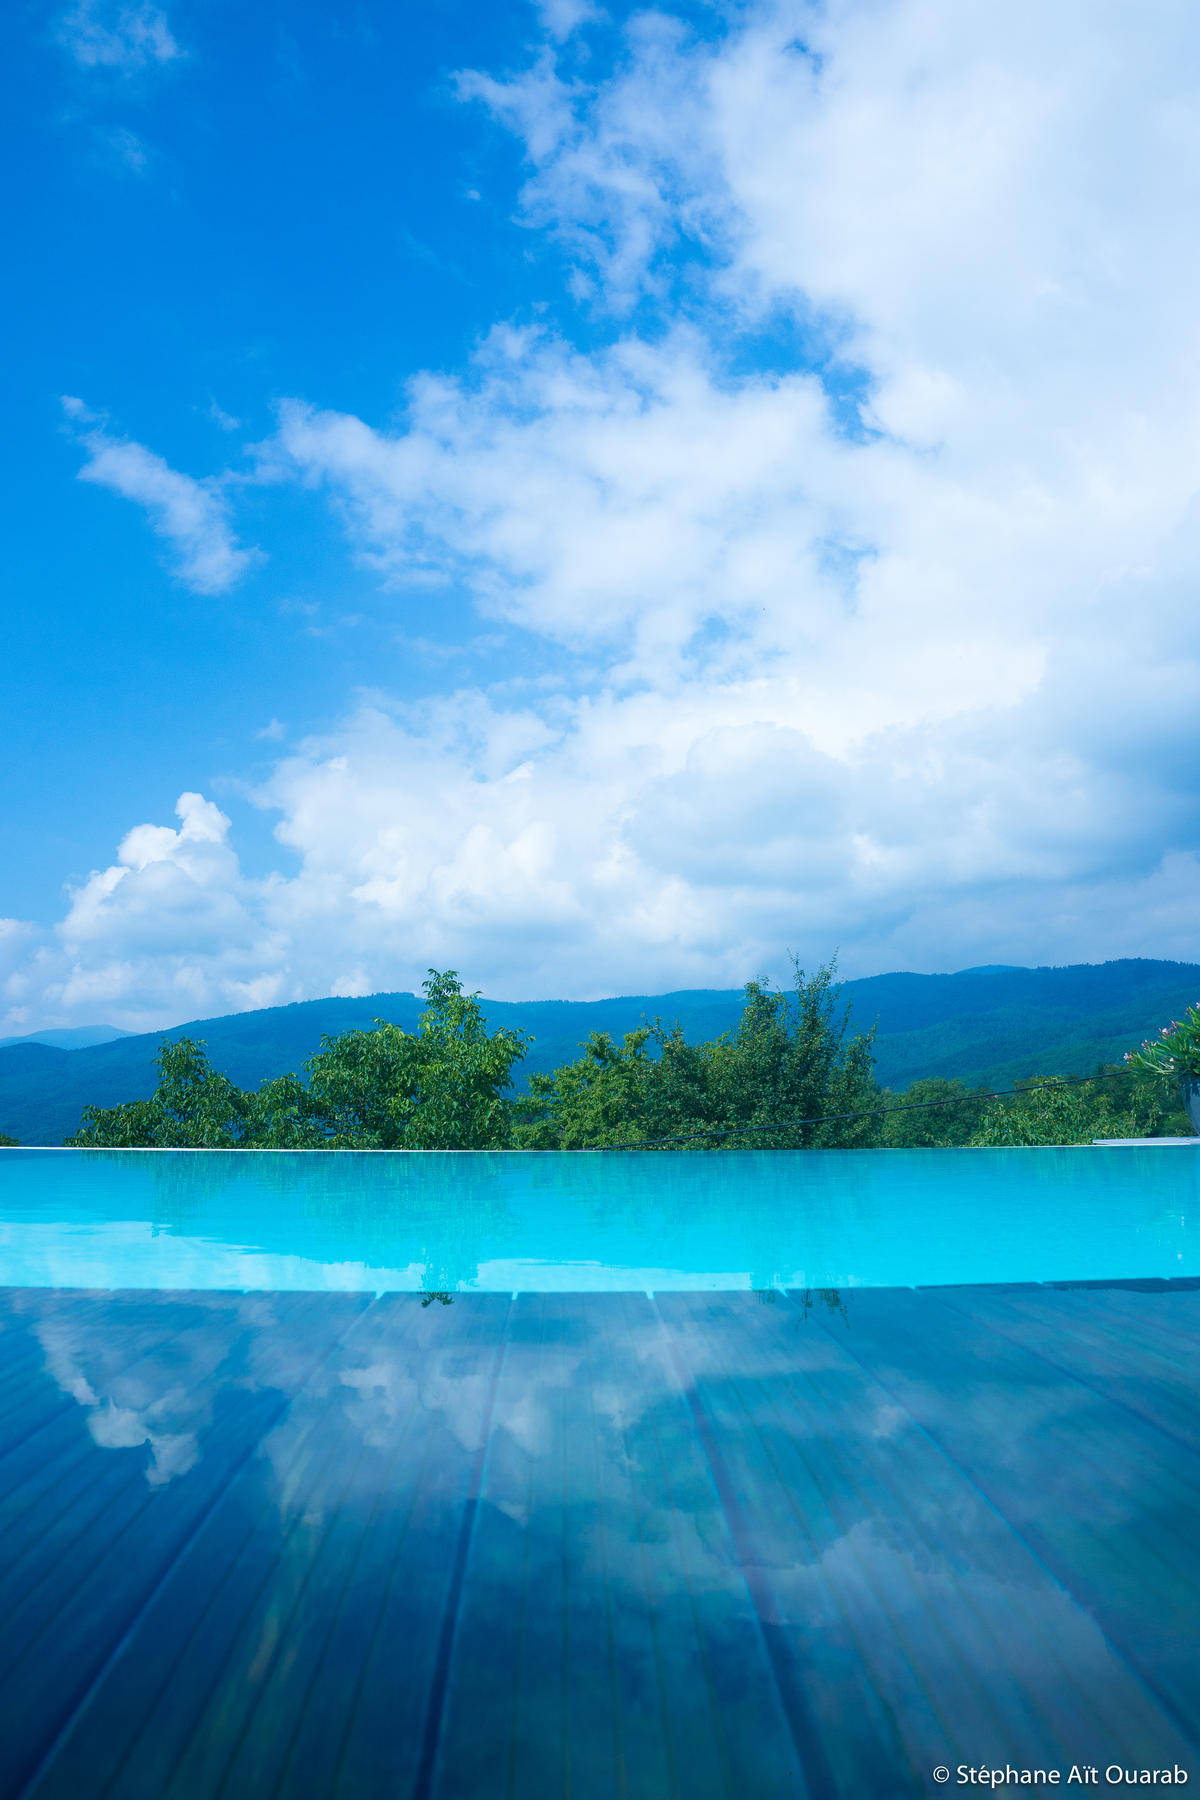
[
  {"left": 517, "top": 958, "right": 881, "bottom": 1149},
  {"left": 968, "top": 1073, "right": 1134, "bottom": 1146},
  {"left": 704, "top": 963, "right": 880, "bottom": 1148},
  {"left": 0, "top": 1132, "right": 19, "bottom": 1147},
  {"left": 1098, "top": 1061, "right": 1191, "bottom": 1136},
  {"left": 880, "top": 1077, "right": 994, "bottom": 1148},
  {"left": 66, "top": 971, "right": 530, "bottom": 1151},
  {"left": 67, "top": 960, "right": 1181, "bottom": 1155},
  {"left": 283, "top": 970, "right": 530, "bottom": 1149},
  {"left": 516, "top": 1027, "right": 659, "bottom": 1149},
  {"left": 66, "top": 1037, "right": 251, "bottom": 1148},
  {"left": 964, "top": 1063, "right": 1186, "bottom": 1147}
]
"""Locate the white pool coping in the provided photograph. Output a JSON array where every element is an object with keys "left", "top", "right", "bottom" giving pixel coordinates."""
[{"left": 1092, "top": 1135, "right": 1199, "bottom": 1145}]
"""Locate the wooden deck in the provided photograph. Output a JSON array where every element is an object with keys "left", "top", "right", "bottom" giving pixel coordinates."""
[{"left": 0, "top": 1281, "right": 1196, "bottom": 1797}]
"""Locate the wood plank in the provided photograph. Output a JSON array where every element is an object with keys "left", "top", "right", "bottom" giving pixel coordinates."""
[
  {"left": 0, "top": 1284, "right": 1195, "bottom": 1799},
  {"left": 311, "top": 1293, "right": 512, "bottom": 1800},
  {"left": 927, "top": 1283, "right": 1200, "bottom": 1451},
  {"left": 664, "top": 1289, "right": 1195, "bottom": 1784},
  {"left": 805, "top": 1285, "right": 1200, "bottom": 1751},
  {"left": 435, "top": 1293, "right": 805, "bottom": 1800},
  {"left": 229, "top": 1293, "right": 509, "bottom": 1800},
  {"left": 0, "top": 1292, "right": 370, "bottom": 1798}
]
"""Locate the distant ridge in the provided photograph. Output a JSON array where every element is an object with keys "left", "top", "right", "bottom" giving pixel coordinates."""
[
  {"left": 1, "top": 958, "right": 1197, "bottom": 1145},
  {"left": 0, "top": 1025, "right": 132, "bottom": 1052}
]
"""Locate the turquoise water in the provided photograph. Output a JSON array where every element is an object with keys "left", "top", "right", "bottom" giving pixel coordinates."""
[
  {"left": 1, "top": 1150, "right": 1197, "bottom": 1791},
  {"left": 1, "top": 1144, "right": 1197, "bottom": 1290}
]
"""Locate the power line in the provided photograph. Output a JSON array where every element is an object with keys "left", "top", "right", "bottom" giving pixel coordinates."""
[{"left": 584, "top": 1067, "right": 1138, "bottom": 1151}]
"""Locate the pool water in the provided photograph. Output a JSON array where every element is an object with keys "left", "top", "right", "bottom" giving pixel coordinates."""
[
  {"left": 0, "top": 1144, "right": 1197, "bottom": 1292},
  {"left": 0, "top": 1148, "right": 1196, "bottom": 1796}
]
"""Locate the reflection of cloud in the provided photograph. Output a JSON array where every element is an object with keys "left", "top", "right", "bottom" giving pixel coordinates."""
[
  {"left": 32, "top": 1293, "right": 280, "bottom": 1488},
  {"left": 8, "top": 1146, "right": 1199, "bottom": 1298},
  {"left": 87, "top": 1402, "right": 198, "bottom": 1486},
  {"left": 7, "top": 1281, "right": 1191, "bottom": 1781},
  {"left": 0, "top": 1216, "right": 427, "bottom": 1293},
  {"left": 337, "top": 1345, "right": 498, "bottom": 1454}
]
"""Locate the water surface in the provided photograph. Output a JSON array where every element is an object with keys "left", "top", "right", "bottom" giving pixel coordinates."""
[{"left": 1, "top": 1145, "right": 1196, "bottom": 1291}]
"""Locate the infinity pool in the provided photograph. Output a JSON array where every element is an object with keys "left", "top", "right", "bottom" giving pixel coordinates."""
[
  {"left": 0, "top": 1144, "right": 1197, "bottom": 1292},
  {"left": 0, "top": 1148, "right": 1197, "bottom": 1796}
]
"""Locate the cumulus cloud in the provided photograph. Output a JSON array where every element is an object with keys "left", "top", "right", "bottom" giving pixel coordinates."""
[
  {"left": 58, "top": 0, "right": 180, "bottom": 69},
  {"left": 534, "top": 0, "right": 603, "bottom": 44},
  {"left": 457, "top": 14, "right": 719, "bottom": 310},
  {"left": 14, "top": 0, "right": 1200, "bottom": 1026},
  {"left": 262, "top": 1, "right": 1200, "bottom": 974},
  {"left": 7, "top": 671, "right": 1200, "bottom": 1036},
  {"left": 10, "top": 795, "right": 289, "bottom": 1033},
  {"left": 65, "top": 400, "right": 255, "bottom": 593}
]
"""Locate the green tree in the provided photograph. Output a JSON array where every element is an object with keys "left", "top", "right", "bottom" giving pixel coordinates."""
[
  {"left": 879, "top": 1078, "right": 994, "bottom": 1147},
  {"left": 517, "top": 958, "right": 880, "bottom": 1149},
  {"left": 1088, "top": 1062, "right": 1190, "bottom": 1136},
  {"left": 704, "top": 964, "right": 880, "bottom": 1148},
  {"left": 0, "top": 1132, "right": 19, "bottom": 1147},
  {"left": 66, "top": 971, "right": 530, "bottom": 1151},
  {"left": 516, "top": 1027, "right": 660, "bottom": 1149},
  {"left": 1125, "top": 1003, "right": 1200, "bottom": 1083},
  {"left": 66, "top": 1037, "right": 251, "bottom": 1148},
  {"left": 242, "top": 1071, "right": 325, "bottom": 1149},
  {"left": 285, "top": 970, "right": 530, "bottom": 1149},
  {"left": 967, "top": 1063, "right": 1186, "bottom": 1147},
  {"left": 969, "top": 1074, "right": 1132, "bottom": 1146}
]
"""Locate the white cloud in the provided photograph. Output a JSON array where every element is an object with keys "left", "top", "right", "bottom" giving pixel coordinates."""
[
  {"left": 9, "top": 796, "right": 293, "bottom": 1034},
  {"left": 534, "top": 0, "right": 603, "bottom": 43},
  {"left": 14, "top": 0, "right": 1200, "bottom": 1027},
  {"left": 97, "top": 125, "right": 149, "bottom": 172},
  {"left": 457, "top": 14, "right": 719, "bottom": 311},
  {"left": 59, "top": 0, "right": 180, "bottom": 69},
  {"left": 65, "top": 402, "right": 256, "bottom": 594},
  {"left": 273, "top": 326, "right": 1053, "bottom": 720},
  {"left": 7, "top": 664, "right": 1200, "bottom": 1036}
]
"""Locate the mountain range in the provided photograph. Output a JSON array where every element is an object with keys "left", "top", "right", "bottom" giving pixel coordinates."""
[
  {"left": 1, "top": 957, "right": 1196, "bottom": 1146},
  {"left": 0, "top": 1026, "right": 132, "bottom": 1051}
]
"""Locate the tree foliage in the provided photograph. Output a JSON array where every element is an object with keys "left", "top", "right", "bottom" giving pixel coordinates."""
[
  {"left": 1126, "top": 1001, "right": 1200, "bottom": 1079},
  {"left": 260, "top": 968, "right": 530, "bottom": 1149},
  {"left": 515, "top": 958, "right": 880, "bottom": 1149},
  {"left": 66, "top": 971, "right": 529, "bottom": 1150},
  {"left": 62, "top": 959, "right": 1193, "bottom": 1152},
  {"left": 67, "top": 1037, "right": 249, "bottom": 1149},
  {"left": 966, "top": 1065, "right": 1184, "bottom": 1146},
  {"left": 872, "top": 1063, "right": 1185, "bottom": 1148},
  {"left": 879, "top": 1078, "right": 995, "bottom": 1148}
]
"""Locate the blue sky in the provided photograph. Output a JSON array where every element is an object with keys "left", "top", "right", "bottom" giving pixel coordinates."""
[
  {"left": 5, "top": 0, "right": 1200, "bottom": 1030},
  {"left": 3, "top": 0, "right": 588, "bottom": 911}
]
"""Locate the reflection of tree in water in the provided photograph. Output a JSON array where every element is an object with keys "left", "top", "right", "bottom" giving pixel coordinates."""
[
  {"left": 796, "top": 1286, "right": 848, "bottom": 1325},
  {"left": 415, "top": 1196, "right": 489, "bottom": 1293},
  {"left": 74, "top": 1149, "right": 521, "bottom": 1290},
  {"left": 67, "top": 1147, "right": 880, "bottom": 1293},
  {"left": 752, "top": 1284, "right": 848, "bottom": 1322},
  {"left": 519, "top": 1150, "right": 873, "bottom": 1290}
]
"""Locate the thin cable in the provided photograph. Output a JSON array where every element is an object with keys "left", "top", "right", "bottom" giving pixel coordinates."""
[{"left": 579, "top": 1066, "right": 1139, "bottom": 1151}]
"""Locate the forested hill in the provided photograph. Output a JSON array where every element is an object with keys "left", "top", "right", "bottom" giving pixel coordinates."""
[{"left": 1, "top": 957, "right": 1197, "bottom": 1146}]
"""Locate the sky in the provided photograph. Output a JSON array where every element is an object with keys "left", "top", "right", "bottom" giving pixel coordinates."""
[{"left": 4, "top": 0, "right": 1200, "bottom": 1032}]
